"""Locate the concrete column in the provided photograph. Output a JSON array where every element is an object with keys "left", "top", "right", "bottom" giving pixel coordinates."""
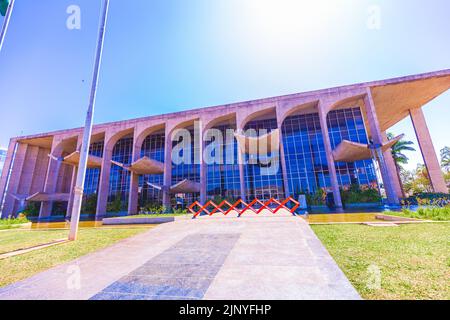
[
  {"left": 66, "top": 166, "right": 78, "bottom": 219},
  {"left": 96, "top": 149, "right": 112, "bottom": 218},
  {"left": 66, "top": 137, "right": 81, "bottom": 218},
  {"left": 235, "top": 114, "right": 247, "bottom": 202},
  {"left": 198, "top": 121, "right": 207, "bottom": 204},
  {"left": 128, "top": 130, "right": 141, "bottom": 215},
  {"left": 410, "top": 108, "right": 448, "bottom": 193},
  {"left": 317, "top": 101, "right": 343, "bottom": 208},
  {"left": 237, "top": 134, "right": 247, "bottom": 202},
  {"left": 278, "top": 128, "right": 290, "bottom": 198},
  {"left": 29, "top": 148, "right": 51, "bottom": 196},
  {"left": 15, "top": 145, "right": 40, "bottom": 214},
  {"left": 0, "top": 140, "right": 17, "bottom": 216},
  {"left": 382, "top": 132, "right": 404, "bottom": 198},
  {"left": 39, "top": 157, "right": 62, "bottom": 218},
  {"left": 162, "top": 126, "right": 172, "bottom": 209},
  {"left": 363, "top": 89, "right": 399, "bottom": 205},
  {"left": 1, "top": 142, "right": 27, "bottom": 218}
]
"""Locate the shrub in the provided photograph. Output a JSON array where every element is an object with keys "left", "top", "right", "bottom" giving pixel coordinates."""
[
  {"left": 21, "top": 202, "right": 40, "bottom": 217},
  {"left": 140, "top": 204, "right": 165, "bottom": 214},
  {"left": 306, "top": 189, "right": 327, "bottom": 206},
  {"left": 81, "top": 194, "right": 98, "bottom": 214},
  {"left": 398, "top": 207, "right": 450, "bottom": 221},
  {"left": 402, "top": 193, "right": 450, "bottom": 206},
  {"left": 107, "top": 196, "right": 123, "bottom": 213},
  {"left": 172, "top": 207, "right": 188, "bottom": 215},
  {"left": 340, "top": 184, "right": 381, "bottom": 204}
]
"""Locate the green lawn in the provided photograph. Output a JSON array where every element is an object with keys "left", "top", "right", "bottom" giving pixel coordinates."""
[
  {"left": 312, "top": 223, "right": 450, "bottom": 300},
  {"left": 0, "top": 227, "right": 152, "bottom": 288},
  {"left": 386, "top": 207, "right": 450, "bottom": 221}
]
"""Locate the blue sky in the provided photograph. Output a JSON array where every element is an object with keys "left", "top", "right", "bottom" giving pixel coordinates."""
[{"left": 0, "top": 0, "right": 449, "bottom": 170}]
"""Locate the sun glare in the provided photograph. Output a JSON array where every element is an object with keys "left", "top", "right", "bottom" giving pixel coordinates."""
[{"left": 245, "top": 0, "right": 335, "bottom": 38}]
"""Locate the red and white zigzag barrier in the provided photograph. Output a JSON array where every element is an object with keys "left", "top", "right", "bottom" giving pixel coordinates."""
[{"left": 188, "top": 197, "right": 300, "bottom": 218}]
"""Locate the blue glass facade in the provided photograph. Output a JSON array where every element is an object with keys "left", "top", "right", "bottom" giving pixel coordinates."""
[
  {"left": 108, "top": 136, "right": 133, "bottom": 210},
  {"left": 281, "top": 107, "right": 378, "bottom": 200},
  {"left": 206, "top": 124, "right": 240, "bottom": 200},
  {"left": 83, "top": 141, "right": 104, "bottom": 197},
  {"left": 244, "top": 118, "right": 285, "bottom": 200},
  {"left": 282, "top": 112, "right": 329, "bottom": 198},
  {"left": 78, "top": 107, "right": 378, "bottom": 212},
  {"left": 139, "top": 132, "right": 165, "bottom": 206},
  {"left": 327, "top": 107, "right": 378, "bottom": 188},
  {"left": 171, "top": 127, "right": 200, "bottom": 206}
]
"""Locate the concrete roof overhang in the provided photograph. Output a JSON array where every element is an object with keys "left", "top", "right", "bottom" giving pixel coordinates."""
[
  {"left": 112, "top": 156, "right": 164, "bottom": 175},
  {"left": 63, "top": 151, "right": 103, "bottom": 168},
  {"left": 16, "top": 136, "right": 54, "bottom": 149},
  {"left": 11, "top": 70, "right": 450, "bottom": 145},
  {"left": 26, "top": 192, "right": 70, "bottom": 202},
  {"left": 368, "top": 71, "right": 450, "bottom": 131},
  {"left": 333, "top": 135, "right": 404, "bottom": 162},
  {"left": 235, "top": 129, "right": 280, "bottom": 156}
]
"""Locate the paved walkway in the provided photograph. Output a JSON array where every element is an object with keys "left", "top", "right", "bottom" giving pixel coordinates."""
[{"left": 0, "top": 213, "right": 360, "bottom": 300}]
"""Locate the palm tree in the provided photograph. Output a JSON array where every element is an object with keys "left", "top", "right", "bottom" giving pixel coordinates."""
[
  {"left": 440, "top": 147, "right": 450, "bottom": 172},
  {"left": 387, "top": 133, "right": 416, "bottom": 197}
]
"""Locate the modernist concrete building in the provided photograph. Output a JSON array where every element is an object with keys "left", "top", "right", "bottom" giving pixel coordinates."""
[{"left": 0, "top": 70, "right": 449, "bottom": 219}]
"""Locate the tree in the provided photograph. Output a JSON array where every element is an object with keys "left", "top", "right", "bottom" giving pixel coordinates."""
[
  {"left": 413, "top": 164, "right": 433, "bottom": 194},
  {"left": 387, "top": 133, "right": 416, "bottom": 197},
  {"left": 440, "top": 147, "right": 450, "bottom": 172}
]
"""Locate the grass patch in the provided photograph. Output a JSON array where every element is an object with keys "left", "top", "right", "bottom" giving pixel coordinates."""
[
  {"left": 0, "top": 217, "right": 30, "bottom": 230},
  {"left": 312, "top": 223, "right": 450, "bottom": 300},
  {"left": 386, "top": 207, "right": 450, "bottom": 221},
  {"left": 0, "top": 227, "right": 151, "bottom": 288}
]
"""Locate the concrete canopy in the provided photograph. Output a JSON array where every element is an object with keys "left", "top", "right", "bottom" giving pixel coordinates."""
[
  {"left": 170, "top": 179, "right": 201, "bottom": 194},
  {"left": 63, "top": 151, "right": 103, "bottom": 168},
  {"left": 26, "top": 192, "right": 70, "bottom": 202},
  {"left": 333, "top": 134, "right": 404, "bottom": 162},
  {"left": 112, "top": 156, "right": 164, "bottom": 175},
  {"left": 368, "top": 71, "right": 450, "bottom": 131},
  {"left": 234, "top": 129, "right": 280, "bottom": 155},
  {"left": 146, "top": 179, "right": 201, "bottom": 194}
]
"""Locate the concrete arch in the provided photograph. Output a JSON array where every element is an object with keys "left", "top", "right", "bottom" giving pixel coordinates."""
[
  {"left": 135, "top": 123, "right": 165, "bottom": 156},
  {"left": 320, "top": 90, "right": 366, "bottom": 116},
  {"left": 203, "top": 113, "right": 237, "bottom": 133},
  {"left": 277, "top": 100, "right": 319, "bottom": 126},
  {"left": 51, "top": 136, "right": 78, "bottom": 158},
  {"left": 168, "top": 118, "right": 200, "bottom": 140},
  {"left": 104, "top": 127, "right": 134, "bottom": 155},
  {"left": 238, "top": 106, "right": 277, "bottom": 131}
]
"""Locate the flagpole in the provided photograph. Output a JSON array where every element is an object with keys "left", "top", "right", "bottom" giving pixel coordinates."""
[
  {"left": 0, "top": 0, "right": 15, "bottom": 52},
  {"left": 69, "top": 0, "right": 110, "bottom": 241}
]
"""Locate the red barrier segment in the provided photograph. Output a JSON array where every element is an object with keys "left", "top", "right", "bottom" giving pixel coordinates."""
[{"left": 188, "top": 197, "right": 300, "bottom": 218}]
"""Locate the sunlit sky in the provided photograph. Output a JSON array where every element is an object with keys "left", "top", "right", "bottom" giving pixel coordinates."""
[{"left": 0, "top": 0, "right": 449, "bottom": 170}]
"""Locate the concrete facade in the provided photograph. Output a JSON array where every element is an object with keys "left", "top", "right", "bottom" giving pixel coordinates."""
[{"left": 0, "top": 70, "right": 449, "bottom": 219}]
